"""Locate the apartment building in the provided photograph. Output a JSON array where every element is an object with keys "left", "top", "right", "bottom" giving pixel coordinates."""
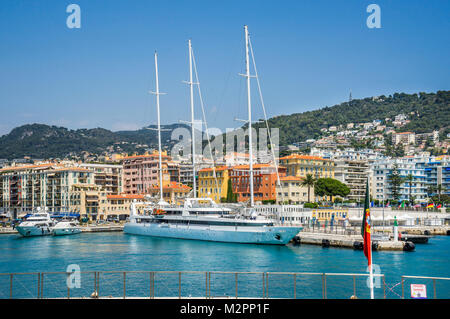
[
  {"left": 0, "top": 163, "right": 94, "bottom": 217},
  {"left": 372, "top": 158, "right": 427, "bottom": 203},
  {"left": 80, "top": 163, "right": 123, "bottom": 195},
  {"left": 279, "top": 154, "right": 335, "bottom": 179},
  {"left": 393, "top": 132, "right": 416, "bottom": 145},
  {"left": 275, "top": 176, "right": 309, "bottom": 204},
  {"left": 121, "top": 151, "right": 173, "bottom": 194},
  {"left": 334, "top": 158, "right": 369, "bottom": 202},
  {"left": 198, "top": 166, "right": 230, "bottom": 203},
  {"left": 148, "top": 182, "right": 191, "bottom": 204},
  {"left": 229, "top": 164, "right": 286, "bottom": 203},
  {"left": 416, "top": 156, "right": 450, "bottom": 197}
]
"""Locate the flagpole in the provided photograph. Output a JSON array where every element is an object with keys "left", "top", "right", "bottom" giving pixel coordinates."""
[{"left": 369, "top": 236, "right": 374, "bottom": 299}]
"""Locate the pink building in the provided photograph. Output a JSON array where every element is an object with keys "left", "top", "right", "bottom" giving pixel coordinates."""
[{"left": 121, "top": 151, "right": 174, "bottom": 194}]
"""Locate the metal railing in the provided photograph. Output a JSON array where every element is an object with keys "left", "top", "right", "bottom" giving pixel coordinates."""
[
  {"left": 0, "top": 271, "right": 383, "bottom": 299},
  {"left": 1, "top": 270, "right": 448, "bottom": 299}
]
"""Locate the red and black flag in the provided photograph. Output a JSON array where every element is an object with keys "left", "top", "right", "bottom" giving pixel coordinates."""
[{"left": 361, "top": 179, "right": 372, "bottom": 266}]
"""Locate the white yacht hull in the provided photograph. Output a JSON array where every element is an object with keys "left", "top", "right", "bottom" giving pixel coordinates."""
[
  {"left": 124, "top": 222, "right": 301, "bottom": 245},
  {"left": 52, "top": 228, "right": 82, "bottom": 236},
  {"left": 16, "top": 225, "right": 53, "bottom": 237}
]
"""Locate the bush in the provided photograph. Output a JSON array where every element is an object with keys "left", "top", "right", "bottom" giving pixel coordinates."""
[{"left": 304, "top": 202, "right": 319, "bottom": 209}]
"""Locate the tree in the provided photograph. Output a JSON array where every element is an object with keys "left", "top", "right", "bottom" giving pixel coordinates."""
[
  {"left": 405, "top": 173, "right": 414, "bottom": 205},
  {"left": 222, "top": 179, "right": 237, "bottom": 203},
  {"left": 436, "top": 184, "right": 446, "bottom": 202},
  {"left": 314, "top": 178, "right": 350, "bottom": 202},
  {"left": 301, "top": 174, "right": 316, "bottom": 202},
  {"left": 387, "top": 164, "right": 403, "bottom": 201}
]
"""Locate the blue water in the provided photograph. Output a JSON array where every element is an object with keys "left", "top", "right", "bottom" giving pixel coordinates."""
[{"left": 0, "top": 233, "right": 449, "bottom": 299}]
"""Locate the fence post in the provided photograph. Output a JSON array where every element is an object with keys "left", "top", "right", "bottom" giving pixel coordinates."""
[
  {"left": 353, "top": 275, "right": 356, "bottom": 297},
  {"left": 235, "top": 273, "right": 238, "bottom": 299},
  {"left": 383, "top": 275, "right": 386, "bottom": 299},
  {"left": 10, "top": 274, "right": 13, "bottom": 299},
  {"left": 433, "top": 279, "right": 436, "bottom": 299},
  {"left": 205, "top": 272, "right": 208, "bottom": 298},
  {"left": 266, "top": 273, "right": 269, "bottom": 298},
  {"left": 67, "top": 272, "right": 70, "bottom": 299},
  {"left": 37, "top": 273, "right": 40, "bottom": 299},
  {"left": 293, "top": 274, "right": 296, "bottom": 299},
  {"left": 208, "top": 272, "right": 211, "bottom": 298},
  {"left": 123, "top": 272, "right": 126, "bottom": 299},
  {"left": 262, "top": 273, "right": 265, "bottom": 298},
  {"left": 40, "top": 273, "right": 44, "bottom": 299},
  {"left": 401, "top": 277, "right": 404, "bottom": 299},
  {"left": 97, "top": 272, "right": 100, "bottom": 297},
  {"left": 178, "top": 272, "right": 181, "bottom": 299}
]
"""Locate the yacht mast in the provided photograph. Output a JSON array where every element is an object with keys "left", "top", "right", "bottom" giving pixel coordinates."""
[
  {"left": 152, "top": 51, "right": 165, "bottom": 204},
  {"left": 189, "top": 40, "right": 197, "bottom": 197},
  {"left": 244, "top": 25, "right": 254, "bottom": 207}
]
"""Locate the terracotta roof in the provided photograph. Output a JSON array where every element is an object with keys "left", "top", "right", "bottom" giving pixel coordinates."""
[
  {"left": 122, "top": 153, "right": 171, "bottom": 160},
  {"left": 279, "top": 154, "right": 329, "bottom": 161},
  {"left": 150, "top": 182, "right": 191, "bottom": 191},
  {"left": 107, "top": 194, "right": 145, "bottom": 200},
  {"left": 199, "top": 166, "right": 229, "bottom": 172},
  {"left": 232, "top": 163, "right": 277, "bottom": 170},
  {"left": 0, "top": 163, "right": 55, "bottom": 172},
  {"left": 396, "top": 132, "right": 414, "bottom": 135},
  {"left": 279, "top": 176, "right": 304, "bottom": 181}
]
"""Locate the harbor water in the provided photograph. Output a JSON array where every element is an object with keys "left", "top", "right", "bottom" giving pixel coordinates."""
[{"left": 0, "top": 232, "right": 449, "bottom": 299}]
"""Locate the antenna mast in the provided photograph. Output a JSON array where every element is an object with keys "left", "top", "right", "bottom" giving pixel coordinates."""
[
  {"left": 244, "top": 25, "right": 254, "bottom": 207},
  {"left": 152, "top": 51, "right": 165, "bottom": 204},
  {"left": 189, "top": 40, "right": 197, "bottom": 197}
]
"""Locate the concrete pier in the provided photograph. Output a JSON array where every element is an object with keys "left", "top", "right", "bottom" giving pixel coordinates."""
[
  {"left": 0, "top": 224, "right": 124, "bottom": 234},
  {"left": 295, "top": 231, "right": 413, "bottom": 251}
]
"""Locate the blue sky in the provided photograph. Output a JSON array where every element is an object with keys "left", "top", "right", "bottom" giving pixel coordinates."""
[{"left": 0, "top": 0, "right": 449, "bottom": 136}]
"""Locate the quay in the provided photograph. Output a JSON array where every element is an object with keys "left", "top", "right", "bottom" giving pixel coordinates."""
[
  {"left": 294, "top": 231, "right": 415, "bottom": 251},
  {"left": 0, "top": 224, "right": 124, "bottom": 235}
]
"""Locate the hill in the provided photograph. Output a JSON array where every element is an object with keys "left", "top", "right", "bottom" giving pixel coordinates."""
[
  {"left": 0, "top": 123, "right": 189, "bottom": 160},
  {"left": 252, "top": 90, "right": 449, "bottom": 146},
  {"left": 0, "top": 90, "right": 448, "bottom": 159}
]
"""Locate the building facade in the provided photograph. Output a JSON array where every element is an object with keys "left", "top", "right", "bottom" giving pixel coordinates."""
[
  {"left": 198, "top": 166, "right": 230, "bottom": 203},
  {"left": 0, "top": 163, "right": 94, "bottom": 217},
  {"left": 121, "top": 151, "right": 172, "bottom": 195},
  {"left": 279, "top": 154, "right": 335, "bottom": 179},
  {"left": 334, "top": 158, "right": 369, "bottom": 202},
  {"left": 372, "top": 158, "right": 428, "bottom": 203},
  {"left": 229, "top": 164, "right": 286, "bottom": 203},
  {"left": 275, "top": 176, "right": 309, "bottom": 204}
]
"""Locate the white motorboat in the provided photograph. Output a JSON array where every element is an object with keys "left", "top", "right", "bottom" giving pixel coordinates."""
[
  {"left": 16, "top": 211, "right": 56, "bottom": 237},
  {"left": 52, "top": 220, "right": 82, "bottom": 236}
]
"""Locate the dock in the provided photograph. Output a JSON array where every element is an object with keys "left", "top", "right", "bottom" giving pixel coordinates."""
[
  {"left": 294, "top": 231, "right": 414, "bottom": 251},
  {"left": 80, "top": 225, "right": 124, "bottom": 232},
  {"left": 0, "top": 224, "right": 124, "bottom": 235}
]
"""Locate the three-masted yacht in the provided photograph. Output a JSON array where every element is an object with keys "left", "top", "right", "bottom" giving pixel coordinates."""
[{"left": 124, "top": 27, "right": 302, "bottom": 244}]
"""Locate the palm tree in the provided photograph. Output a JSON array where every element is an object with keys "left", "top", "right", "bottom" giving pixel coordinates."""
[
  {"left": 405, "top": 173, "right": 414, "bottom": 205},
  {"left": 436, "top": 183, "right": 446, "bottom": 202},
  {"left": 301, "top": 174, "right": 316, "bottom": 203}
]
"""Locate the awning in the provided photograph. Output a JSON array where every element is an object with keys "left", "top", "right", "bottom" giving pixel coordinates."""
[{"left": 51, "top": 212, "right": 80, "bottom": 218}]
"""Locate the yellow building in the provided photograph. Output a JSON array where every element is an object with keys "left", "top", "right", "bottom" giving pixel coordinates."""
[
  {"left": 276, "top": 176, "right": 310, "bottom": 204},
  {"left": 198, "top": 166, "right": 230, "bottom": 203},
  {"left": 312, "top": 208, "right": 348, "bottom": 223},
  {"left": 149, "top": 182, "right": 191, "bottom": 205},
  {"left": 279, "top": 154, "right": 335, "bottom": 179}
]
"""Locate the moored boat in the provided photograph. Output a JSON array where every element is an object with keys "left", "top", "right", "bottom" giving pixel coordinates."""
[
  {"left": 16, "top": 211, "right": 56, "bottom": 237},
  {"left": 52, "top": 221, "right": 82, "bottom": 236}
]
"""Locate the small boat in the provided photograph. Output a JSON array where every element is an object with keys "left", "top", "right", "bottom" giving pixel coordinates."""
[
  {"left": 16, "top": 211, "right": 56, "bottom": 237},
  {"left": 52, "top": 221, "right": 82, "bottom": 236}
]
